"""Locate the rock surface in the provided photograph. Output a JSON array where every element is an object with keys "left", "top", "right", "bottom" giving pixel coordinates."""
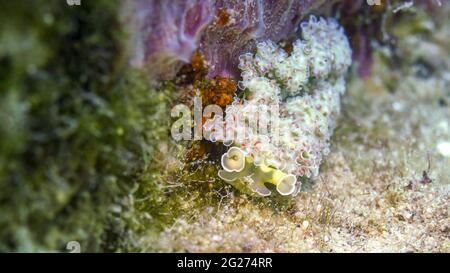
[{"left": 125, "top": 0, "right": 328, "bottom": 80}]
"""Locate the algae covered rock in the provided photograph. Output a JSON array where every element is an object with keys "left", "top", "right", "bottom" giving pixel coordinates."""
[{"left": 0, "top": 0, "right": 173, "bottom": 252}]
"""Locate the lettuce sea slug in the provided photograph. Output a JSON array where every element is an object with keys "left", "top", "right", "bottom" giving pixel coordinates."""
[{"left": 212, "top": 16, "right": 352, "bottom": 197}]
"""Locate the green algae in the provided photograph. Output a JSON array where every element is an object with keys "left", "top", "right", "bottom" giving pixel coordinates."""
[{"left": 0, "top": 0, "right": 175, "bottom": 252}]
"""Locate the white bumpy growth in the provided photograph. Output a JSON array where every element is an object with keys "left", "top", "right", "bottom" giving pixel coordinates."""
[{"left": 216, "top": 16, "right": 352, "bottom": 197}]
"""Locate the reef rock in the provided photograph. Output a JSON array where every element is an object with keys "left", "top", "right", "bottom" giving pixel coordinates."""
[{"left": 125, "top": 0, "right": 329, "bottom": 81}]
